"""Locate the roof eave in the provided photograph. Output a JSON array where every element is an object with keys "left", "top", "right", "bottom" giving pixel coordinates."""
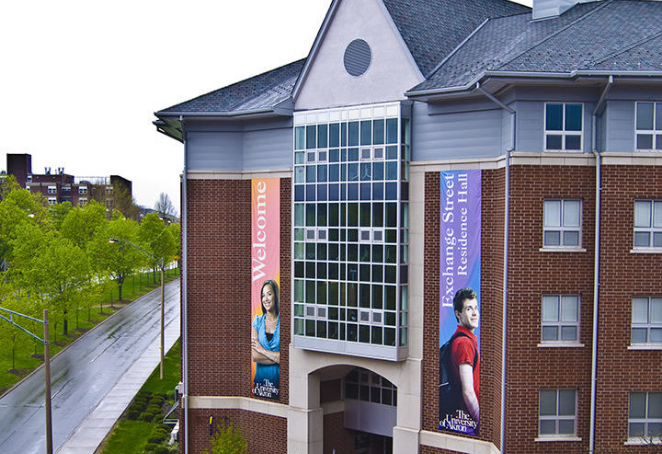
[{"left": 406, "top": 70, "right": 662, "bottom": 101}]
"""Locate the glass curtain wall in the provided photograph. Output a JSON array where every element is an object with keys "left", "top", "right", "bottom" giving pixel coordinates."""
[{"left": 292, "top": 103, "right": 410, "bottom": 361}]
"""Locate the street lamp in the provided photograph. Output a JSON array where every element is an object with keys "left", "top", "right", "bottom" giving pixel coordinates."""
[
  {"left": 0, "top": 308, "right": 53, "bottom": 454},
  {"left": 109, "top": 237, "right": 165, "bottom": 379}
]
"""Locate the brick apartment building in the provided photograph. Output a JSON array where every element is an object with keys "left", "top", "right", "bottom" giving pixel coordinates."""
[
  {"left": 6, "top": 153, "right": 132, "bottom": 209},
  {"left": 154, "top": 0, "right": 662, "bottom": 453}
]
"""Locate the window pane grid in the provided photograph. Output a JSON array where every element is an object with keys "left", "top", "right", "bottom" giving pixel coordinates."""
[
  {"left": 293, "top": 104, "right": 409, "bottom": 350},
  {"left": 539, "top": 389, "right": 577, "bottom": 437},
  {"left": 545, "top": 103, "right": 583, "bottom": 151},
  {"left": 629, "top": 392, "right": 662, "bottom": 441},
  {"left": 634, "top": 200, "right": 662, "bottom": 248},
  {"left": 541, "top": 295, "right": 579, "bottom": 342},
  {"left": 543, "top": 199, "right": 582, "bottom": 247},
  {"left": 636, "top": 102, "right": 662, "bottom": 151},
  {"left": 631, "top": 297, "right": 662, "bottom": 345}
]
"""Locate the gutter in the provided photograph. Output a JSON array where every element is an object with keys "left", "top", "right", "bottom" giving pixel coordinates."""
[
  {"left": 475, "top": 85, "right": 513, "bottom": 453},
  {"left": 589, "top": 75, "right": 613, "bottom": 454},
  {"left": 155, "top": 106, "right": 291, "bottom": 120},
  {"left": 181, "top": 116, "right": 190, "bottom": 454},
  {"left": 406, "top": 70, "right": 662, "bottom": 99}
]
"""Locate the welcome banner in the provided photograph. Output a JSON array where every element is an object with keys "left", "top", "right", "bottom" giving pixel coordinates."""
[
  {"left": 250, "top": 178, "right": 280, "bottom": 400},
  {"left": 439, "top": 170, "right": 481, "bottom": 434}
]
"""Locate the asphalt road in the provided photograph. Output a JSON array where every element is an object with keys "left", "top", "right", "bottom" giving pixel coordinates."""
[{"left": 0, "top": 279, "right": 181, "bottom": 454}]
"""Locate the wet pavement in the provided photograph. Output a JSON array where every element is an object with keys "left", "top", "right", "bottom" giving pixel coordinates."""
[{"left": 0, "top": 280, "right": 181, "bottom": 454}]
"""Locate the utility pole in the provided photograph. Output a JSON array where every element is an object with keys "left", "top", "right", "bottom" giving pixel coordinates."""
[{"left": 0, "top": 308, "right": 53, "bottom": 454}]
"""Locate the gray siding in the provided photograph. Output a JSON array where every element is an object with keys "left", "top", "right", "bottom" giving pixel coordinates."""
[
  {"left": 243, "top": 126, "right": 293, "bottom": 170},
  {"left": 185, "top": 118, "right": 293, "bottom": 172},
  {"left": 605, "top": 100, "right": 634, "bottom": 152},
  {"left": 187, "top": 131, "right": 243, "bottom": 171},
  {"left": 412, "top": 101, "right": 504, "bottom": 162}
]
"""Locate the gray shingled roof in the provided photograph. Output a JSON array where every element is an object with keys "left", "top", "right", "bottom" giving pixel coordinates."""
[
  {"left": 383, "top": 0, "right": 530, "bottom": 76},
  {"left": 411, "top": 0, "right": 662, "bottom": 94},
  {"left": 156, "top": 59, "right": 305, "bottom": 116}
]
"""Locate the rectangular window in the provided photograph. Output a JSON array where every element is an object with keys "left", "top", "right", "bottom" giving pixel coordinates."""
[
  {"left": 542, "top": 295, "right": 579, "bottom": 343},
  {"left": 634, "top": 200, "right": 662, "bottom": 248},
  {"left": 545, "top": 103, "right": 583, "bottom": 151},
  {"left": 79, "top": 186, "right": 88, "bottom": 194},
  {"left": 48, "top": 197, "right": 57, "bottom": 205},
  {"left": 539, "top": 389, "right": 577, "bottom": 437},
  {"left": 78, "top": 198, "right": 87, "bottom": 207},
  {"left": 47, "top": 186, "right": 57, "bottom": 194},
  {"left": 629, "top": 392, "right": 662, "bottom": 442},
  {"left": 631, "top": 297, "right": 662, "bottom": 345},
  {"left": 543, "top": 199, "right": 582, "bottom": 248},
  {"left": 635, "top": 102, "right": 662, "bottom": 150}
]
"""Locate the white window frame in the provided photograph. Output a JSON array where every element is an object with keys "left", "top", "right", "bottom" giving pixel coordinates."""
[
  {"left": 631, "top": 297, "right": 662, "bottom": 347},
  {"left": 538, "top": 389, "right": 578, "bottom": 439},
  {"left": 628, "top": 392, "right": 662, "bottom": 444},
  {"left": 78, "top": 186, "right": 88, "bottom": 194},
  {"left": 544, "top": 103, "right": 583, "bottom": 152},
  {"left": 48, "top": 197, "right": 57, "bottom": 205},
  {"left": 78, "top": 197, "right": 87, "bottom": 207},
  {"left": 540, "top": 295, "right": 580, "bottom": 345},
  {"left": 634, "top": 200, "right": 662, "bottom": 250},
  {"left": 542, "top": 199, "right": 583, "bottom": 249},
  {"left": 47, "top": 186, "right": 57, "bottom": 194},
  {"left": 635, "top": 102, "right": 662, "bottom": 151}
]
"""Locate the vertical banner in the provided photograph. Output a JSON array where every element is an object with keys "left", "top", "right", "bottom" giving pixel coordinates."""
[
  {"left": 250, "top": 178, "right": 281, "bottom": 399},
  {"left": 439, "top": 170, "right": 481, "bottom": 434}
]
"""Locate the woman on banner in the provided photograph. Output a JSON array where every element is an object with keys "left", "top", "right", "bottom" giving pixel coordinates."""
[{"left": 251, "top": 279, "right": 280, "bottom": 394}]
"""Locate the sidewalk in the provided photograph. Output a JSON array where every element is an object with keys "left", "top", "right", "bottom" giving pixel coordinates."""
[{"left": 57, "top": 312, "right": 181, "bottom": 454}]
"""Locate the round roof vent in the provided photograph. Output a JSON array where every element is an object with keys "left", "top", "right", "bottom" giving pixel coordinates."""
[{"left": 343, "top": 39, "right": 372, "bottom": 77}]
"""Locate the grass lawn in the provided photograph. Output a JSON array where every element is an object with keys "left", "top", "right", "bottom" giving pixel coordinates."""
[
  {"left": 98, "top": 338, "right": 181, "bottom": 454},
  {"left": 0, "top": 268, "right": 179, "bottom": 395}
]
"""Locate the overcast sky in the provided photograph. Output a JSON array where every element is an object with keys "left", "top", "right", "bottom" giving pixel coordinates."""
[{"left": 1, "top": 0, "right": 532, "bottom": 214}]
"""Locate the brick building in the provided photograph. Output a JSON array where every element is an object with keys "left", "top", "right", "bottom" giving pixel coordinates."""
[
  {"left": 154, "top": 0, "right": 662, "bottom": 453},
  {"left": 6, "top": 153, "right": 132, "bottom": 209}
]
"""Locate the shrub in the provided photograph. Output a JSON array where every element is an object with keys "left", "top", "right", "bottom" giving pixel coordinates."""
[
  {"left": 125, "top": 409, "right": 140, "bottom": 420},
  {"left": 201, "top": 421, "right": 247, "bottom": 454},
  {"left": 148, "top": 434, "right": 166, "bottom": 444},
  {"left": 154, "top": 447, "right": 169, "bottom": 454},
  {"left": 140, "top": 412, "right": 155, "bottom": 422},
  {"left": 143, "top": 442, "right": 158, "bottom": 453}
]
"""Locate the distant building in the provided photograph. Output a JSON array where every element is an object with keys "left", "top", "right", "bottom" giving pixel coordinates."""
[{"left": 6, "top": 153, "right": 132, "bottom": 209}]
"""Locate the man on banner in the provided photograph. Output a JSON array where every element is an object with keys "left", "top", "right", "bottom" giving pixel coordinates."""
[{"left": 439, "top": 288, "right": 480, "bottom": 434}]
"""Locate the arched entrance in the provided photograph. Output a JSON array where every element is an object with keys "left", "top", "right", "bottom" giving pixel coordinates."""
[{"left": 318, "top": 366, "right": 396, "bottom": 454}]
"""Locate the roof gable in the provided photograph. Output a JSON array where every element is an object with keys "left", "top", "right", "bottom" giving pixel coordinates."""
[{"left": 293, "top": 0, "right": 424, "bottom": 110}]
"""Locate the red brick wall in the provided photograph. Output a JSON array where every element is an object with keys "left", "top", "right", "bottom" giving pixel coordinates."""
[
  {"left": 184, "top": 178, "right": 291, "bottom": 450},
  {"left": 188, "top": 408, "right": 287, "bottom": 454},
  {"left": 422, "top": 169, "right": 505, "bottom": 449},
  {"left": 594, "top": 165, "right": 662, "bottom": 453},
  {"left": 323, "top": 412, "right": 355, "bottom": 454},
  {"left": 505, "top": 165, "right": 596, "bottom": 454}
]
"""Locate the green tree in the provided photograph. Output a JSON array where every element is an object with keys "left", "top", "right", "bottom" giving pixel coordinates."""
[
  {"left": 0, "top": 187, "right": 49, "bottom": 268},
  {"left": 201, "top": 422, "right": 247, "bottom": 454},
  {"left": 9, "top": 223, "right": 90, "bottom": 336},
  {"left": 138, "top": 213, "right": 177, "bottom": 283},
  {"left": 89, "top": 216, "right": 142, "bottom": 301},
  {"left": 59, "top": 200, "right": 108, "bottom": 249}
]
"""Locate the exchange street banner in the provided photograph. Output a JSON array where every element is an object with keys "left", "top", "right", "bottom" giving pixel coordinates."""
[
  {"left": 250, "top": 178, "right": 281, "bottom": 400},
  {"left": 439, "top": 170, "right": 481, "bottom": 435}
]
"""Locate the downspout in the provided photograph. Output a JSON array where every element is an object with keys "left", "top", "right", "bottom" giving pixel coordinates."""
[
  {"left": 589, "top": 75, "right": 612, "bottom": 454},
  {"left": 181, "top": 116, "right": 190, "bottom": 454},
  {"left": 476, "top": 85, "right": 513, "bottom": 453}
]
